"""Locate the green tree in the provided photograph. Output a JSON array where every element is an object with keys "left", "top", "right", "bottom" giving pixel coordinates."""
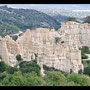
[
  {"left": 70, "top": 69, "right": 73, "bottom": 74},
  {"left": 6, "top": 66, "right": 18, "bottom": 74},
  {"left": 16, "top": 54, "right": 23, "bottom": 62},
  {"left": 67, "top": 17, "right": 76, "bottom": 21},
  {"left": 0, "top": 71, "right": 8, "bottom": 80},
  {"left": 43, "top": 64, "right": 68, "bottom": 76},
  {"left": 19, "top": 61, "right": 41, "bottom": 76},
  {"left": 12, "top": 35, "right": 18, "bottom": 41},
  {"left": 44, "top": 71, "right": 66, "bottom": 86},
  {"left": 23, "top": 72, "right": 45, "bottom": 86},
  {"left": 66, "top": 72, "right": 90, "bottom": 86},
  {"left": 84, "top": 64, "right": 90, "bottom": 76},
  {"left": 0, "top": 72, "right": 13, "bottom": 86},
  {"left": 10, "top": 71, "right": 27, "bottom": 86},
  {"left": 1, "top": 71, "right": 27, "bottom": 86},
  {"left": 81, "top": 46, "right": 90, "bottom": 54},
  {"left": 78, "top": 69, "right": 83, "bottom": 74},
  {"left": 81, "top": 53, "right": 88, "bottom": 59},
  {"left": 0, "top": 61, "right": 7, "bottom": 73},
  {"left": 59, "top": 80, "right": 76, "bottom": 86}
]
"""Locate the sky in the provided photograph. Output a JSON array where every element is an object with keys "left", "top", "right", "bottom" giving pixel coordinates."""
[{"left": 0, "top": 4, "right": 90, "bottom": 10}]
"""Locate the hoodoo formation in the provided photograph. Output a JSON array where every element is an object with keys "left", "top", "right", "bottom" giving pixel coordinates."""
[{"left": 1, "top": 21, "right": 90, "bottom": 73}]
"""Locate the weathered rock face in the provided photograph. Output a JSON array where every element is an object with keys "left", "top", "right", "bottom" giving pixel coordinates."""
[
  {"left": 0, "top": 36, "right": 9, "bottom": 64},
  {"left": 0, "top": 35, "right": 19, "bottom": 66},
  {"left": 4, "top": 35, "right": 20, "bottom": 66},
  {"left": 60, "top": 21, "right": 90, "bottom": 48},
  {"left": 0, "top": 22, "right": 86, "bottom": 73},
  {"left": 15, "top": 27, "right": 83, "bottom": 73}
]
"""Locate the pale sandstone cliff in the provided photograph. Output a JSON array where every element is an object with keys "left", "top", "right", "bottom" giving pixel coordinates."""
[
  {"left": 16, "top": 28, "right": 83, "bottom": 73},
  {"left": 0, "top": 22, "right": 87, "bottom": 73},
  {"left": 60, "top": 21, "right": 90, "bottom": 48},
  {"left": 0, "top": 36, "right": 9, "bottom": 64}
]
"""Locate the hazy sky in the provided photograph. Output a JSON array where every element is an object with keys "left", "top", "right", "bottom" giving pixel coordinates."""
[{"left": 0, "top": 4, "right": 90, "bottom": 10}]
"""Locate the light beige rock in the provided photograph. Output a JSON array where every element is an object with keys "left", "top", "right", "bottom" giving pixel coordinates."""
[
  {"left": 0, "top": 22, "right": 86, "bottom": 73},
  {"left": 15, "top": 27, "right": 83, "bottom": 73}
]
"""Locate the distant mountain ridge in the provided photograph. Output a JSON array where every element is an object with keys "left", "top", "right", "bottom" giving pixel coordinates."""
[
  {"left": 0, "top": 5, "right": 61, "bottom": 37},
  {"left": 37, "top": 8, "right": 90, "bottom": 19}
]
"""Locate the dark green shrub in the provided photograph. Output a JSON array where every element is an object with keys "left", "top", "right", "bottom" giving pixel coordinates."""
[
  {"left": 12, "top": 35, "right": 18, "bottom": 41},
  {"left": 43, "top": 65, "right": 68, "bottom": 76},
  {"left": 19, "top": 61, "right": 41, "bottom": 76},
  {"left": 43, "top": 65, "right": 56, "bottom": 71},
  {"left": 67, "top": 17, "right": 76, "bottom": 21},
  {"left": 84, "top": 64, "right": 90, "bottom": 76},
  {"left": 78, "top": 69, "right": 83, "bottom": 74},
  {"left": 81, "top": 53, "right": 88, "bottom": 59},
  {"left": 0, "top": 71, "right": 8, "bottom": 80},
  {"left": 82, "top": 60, "right": 90, "bottom": 67},
  {"left": 66, "top": 72, "right": 90, "bottom": 86},
  {"left": 61, "top": 41, "right": 64, "bottom": 43},
  {"left": 6, "top": 66, "right": 18, "bottom": 74},
  {"left": 0, "top": 61, "right": 18, "bottom": 74},
  {"left": 82, "top": 60, "right": 89, "bottom": 67},
  {"left": 44, "top": 71, "right": 66, "bottom": 86},
  {"left": 0, "top": 56, "right": 2, "bottom": 59},
  {"left": 19, "top": 33, "right": 22, "bottom": 36},
  {"left": 23, "top": 72, "right": 45, "bottom": 86},
  {"left": 81, "top": 46, "right": 90, "bottom": 54},
  {"left": 16, "top": 54, "right": 23, "bottom": 61},
  {"left": 86, "top": 60, "right": 90, "bottom": 64},
  {"left": 70, "top": 69, "right": 73, "bottom": 74},
  {"left": 0, "top": 61, "right": 7, "bottom": 73},
  {"left": 1, "top": 71, "right": 26, "bottom": 86},
  {"left": 32, "top": 59, "right": 37, "bottom": 64}
]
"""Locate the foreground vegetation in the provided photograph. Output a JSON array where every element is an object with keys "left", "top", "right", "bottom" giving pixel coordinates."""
[{"left": 0, "top": 58, "right": 90, "bottom": 86}]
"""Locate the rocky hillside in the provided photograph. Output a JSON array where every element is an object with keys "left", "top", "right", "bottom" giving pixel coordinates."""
[
  {"left": 0, "top": 5, "right": 61, "bottom": 37},
  {"left": 0, "top": 27, "right": 83, "bottom": 73}
]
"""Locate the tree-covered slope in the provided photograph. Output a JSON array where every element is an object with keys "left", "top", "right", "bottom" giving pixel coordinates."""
[
  {"left": 52, "top": 15, "right": 68, "bottom": 22},
  {"left": 0, "top": 5, "right": 61, "bottom": 37}
]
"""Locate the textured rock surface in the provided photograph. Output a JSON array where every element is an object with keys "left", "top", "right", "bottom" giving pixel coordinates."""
[
  {"left": 16, "top": 27, "right": 83, "bottom": 73},
  {"left": 60, "top": 21, "right": 90, "bottom": 48},
  {"left": 0, "top": 22, "right": 87, "bottom": 73},
  {"left": 0, "top": 36, "right": 9, "bottom": 64}
]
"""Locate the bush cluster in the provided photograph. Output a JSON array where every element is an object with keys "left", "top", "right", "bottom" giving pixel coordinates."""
[
  {"left": 67, "top": 17, "right": 76, "bottom": 21},
  {"left": 19, "top": 60, "right": 41, "bottom": 76},
  {"left": 0, "top": 60, "right": 90, "bottom": 86},
  {"left": 81, "top": 46, "right": 90, "bottom": 54},
  {"left": 81, "top": 46, "right": 90, "bottom": 59}
]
